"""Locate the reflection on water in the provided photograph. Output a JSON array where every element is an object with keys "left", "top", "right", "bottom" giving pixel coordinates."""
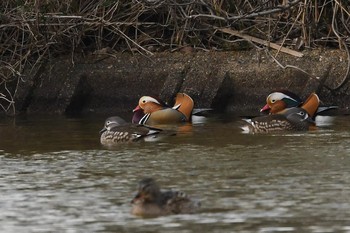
[{"left": 1, "top": 114, "right": 350, "bottom": 232}]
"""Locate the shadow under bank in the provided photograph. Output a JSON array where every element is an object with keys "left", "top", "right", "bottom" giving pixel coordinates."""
[{"left": 9, "top": 48, "right": 350, "bottom": 117}]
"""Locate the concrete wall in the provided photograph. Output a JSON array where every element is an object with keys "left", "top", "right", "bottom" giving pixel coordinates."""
[{"left": 13, "top": 49, "right": 350, "bottom": 116}]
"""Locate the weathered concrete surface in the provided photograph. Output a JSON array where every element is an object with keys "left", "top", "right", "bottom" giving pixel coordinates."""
[{"left": 13, "top": 48, "right": 350, "bottom": 116}]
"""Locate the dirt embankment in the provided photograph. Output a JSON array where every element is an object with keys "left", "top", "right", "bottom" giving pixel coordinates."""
[{"left": 13, "top": 48, "right": 350, "bottom": 116}]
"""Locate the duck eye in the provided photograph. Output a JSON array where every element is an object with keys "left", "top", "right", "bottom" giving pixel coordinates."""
[
  {"left": 106, "top": 121, "right": 111, "bottom": 125},
  {"left": 271, "top": 99, "right": 276, "bottom": 103},
  {"left": 142, "top": 100, "right": 146, "bottom": 103}
]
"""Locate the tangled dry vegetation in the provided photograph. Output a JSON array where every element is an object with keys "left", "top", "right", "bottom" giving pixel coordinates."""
[{"left": 0, "top": 0, "right": 350, "bottom": 115}]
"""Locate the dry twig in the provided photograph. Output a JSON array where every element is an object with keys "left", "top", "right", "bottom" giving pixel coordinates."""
[{"left": 0, "top": 0, "right": 349, "bottom": 115}]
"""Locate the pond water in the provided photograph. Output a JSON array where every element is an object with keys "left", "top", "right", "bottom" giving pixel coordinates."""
[{"left": 0, "top": 113, "right": 350, "bottom": 232}]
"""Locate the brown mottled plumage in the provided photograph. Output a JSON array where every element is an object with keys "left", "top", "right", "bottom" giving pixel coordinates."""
[
  {"left": 242, "top": 107, "right": 316, "bottom": 134},
  {"left": 131, "top": 178, "right": 200, "bottom": 217},
  {"left": 100, "top": 116, "right": 162, "bottom": 145}
]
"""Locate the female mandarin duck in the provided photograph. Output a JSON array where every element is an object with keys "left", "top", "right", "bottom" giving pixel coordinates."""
[
  {"left": 242, "top": 107, "right": 316, "bottom": 134},
  {"left": 100, "top": 116, "right": 165, "bottom": 145},
  {"left": 131, "top": 178, "right": 200, "bottom": 217},
  {"left": 132, "top": 93, "right": 194, "bottom": 125},
  {"left": 260, "top": 90, "right": 338, "bottom": 117},
  {"left": 242, "top": 94, "right": 319, "bottom": 134}
]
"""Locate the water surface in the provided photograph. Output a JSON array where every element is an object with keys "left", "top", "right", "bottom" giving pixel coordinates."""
[{"left": 0, "top": 114, "right": 350, "bottom": 232}]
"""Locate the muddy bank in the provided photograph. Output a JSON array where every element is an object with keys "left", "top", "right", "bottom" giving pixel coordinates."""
[{"left": 13, "top": 49, "right": 350, "bottom": 116}]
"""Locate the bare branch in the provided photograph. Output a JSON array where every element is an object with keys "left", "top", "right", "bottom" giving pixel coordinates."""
[{"left": 1, "top": 0, "right": 349, "bottom": 115}]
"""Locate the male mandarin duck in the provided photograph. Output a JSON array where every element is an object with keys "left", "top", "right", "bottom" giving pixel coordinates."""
[
  {"left": 131, "top": 178, "right": 200, "bottom": 217},
  {"left": 242, "top": 94, "right": 319, "bottom": 134},
  {"left": 260, "top": 90, "right": 338, "bottom": 117},
  {"left": 100, "top": 116, "right": 167, "bottom": 145},
  {"left": 132, "top": 93, "right": 194, "bottom": 125}
]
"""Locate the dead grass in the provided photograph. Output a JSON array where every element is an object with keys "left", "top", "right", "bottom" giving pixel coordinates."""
[{"left": 0, "top": 0, "right": 349, "bottom": 115}]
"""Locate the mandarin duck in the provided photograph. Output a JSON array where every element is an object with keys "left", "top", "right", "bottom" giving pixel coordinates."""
[
  {"left": 242, "top": 94, "right": 319, "bottom": 134},
  {"left": 260, "top": 90, "right": 338, "bottom": 117},
  {"left": 132, "top": 93, "right": 194, "bottom": 125},
  {"left": 100, "top": 116, "right": 167, "bottom": 145},
  {"left": 242, "top": 107, "right": 315, "bottom": 134},
  {"left": 131, "top": 178, "right": 200, "bottom": 217}
]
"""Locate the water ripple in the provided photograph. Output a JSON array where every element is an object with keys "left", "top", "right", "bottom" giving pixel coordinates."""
[{"left": 1, "top": 115, "right": 350, "bottom": 232}]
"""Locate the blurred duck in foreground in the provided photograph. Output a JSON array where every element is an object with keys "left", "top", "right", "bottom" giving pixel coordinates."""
[
  {"left": 132, "top": 93, "right": 194, "bottom": 125},
  {"left": 131, "top": 178, "right": 200, "bottom": 217},
  {"left": 100, "top": 116, "right": 171, "bottom": 145},
  {"left": 260, "top": 90, "right": 338, "bottom": 126},
  {"left": 242, "top": 93, "right": 319, "bottom": 134}
]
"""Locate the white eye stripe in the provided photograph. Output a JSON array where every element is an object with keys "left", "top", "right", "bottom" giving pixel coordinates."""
[
  {"left": 140, "top": 96, "right": 160, "bottom": 104},
  {"left": 268, "top": 92, "right": 298, "bottom": 103}
]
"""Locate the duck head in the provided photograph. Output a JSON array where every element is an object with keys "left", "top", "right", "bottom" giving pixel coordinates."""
[
  {"left": 131, "top": 178, "right": 161, "bottom": 204},
  {"left": 100, "top": 116, "right": 127, "bottom": 134},
  {"left": 134, "top": 96, "right": 164, "bottom": 114},
  {"left": 260, "top": 90, "right": 303, "bottom": 114},
  {"left": 132, "top": 96, "right": 165, "bottom": 124}
]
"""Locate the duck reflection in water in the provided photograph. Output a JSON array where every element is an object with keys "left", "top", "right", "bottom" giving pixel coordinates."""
[{"left": 131, "top": 178, "right": 201, "bottom": 217}]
